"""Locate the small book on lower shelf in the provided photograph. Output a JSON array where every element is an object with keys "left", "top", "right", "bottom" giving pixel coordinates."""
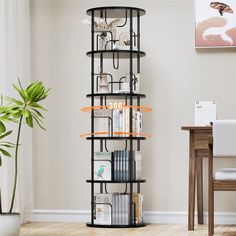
[
  {"left": 94, "top": 152, "right": 112, "bottom": 181},
  {"left": 94, "top": 193, "right": 143, "bottom": 225},
  {"left": 93, "top": 151, "right": 142, "bottom": 182}
]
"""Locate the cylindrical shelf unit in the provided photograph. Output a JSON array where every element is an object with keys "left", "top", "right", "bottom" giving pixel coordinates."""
[{"left": 84, "top": 6, "right": 149, "bottom": 228}]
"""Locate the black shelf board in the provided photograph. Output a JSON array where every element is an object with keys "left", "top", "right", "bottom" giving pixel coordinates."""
[
  {"left": 86, "top": 50, "right": 146, "bottom": 59},
  {"left": 86, "top": 136, "right": 146, "bottom": 140},
  {"left": 86, "top": 6, "right": 146, "bottom": 18},
  {"left": 86, "top": 223, "right": 147, "bottom": 228},
  {"left": 86, "top": 93, "right": 146, "bottom": 99},
  {"left": 86, "top": 180, "right": 146, "bottom": 183}
]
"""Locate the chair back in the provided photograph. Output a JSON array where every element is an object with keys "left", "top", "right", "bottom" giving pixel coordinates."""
[{"left": 213, "top": 120, "right": 236, "bottom": 157}]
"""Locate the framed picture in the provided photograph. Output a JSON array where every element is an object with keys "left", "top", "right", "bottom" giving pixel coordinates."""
[{"left": 195, "top": 0, "right": 236, "bottom": 47}]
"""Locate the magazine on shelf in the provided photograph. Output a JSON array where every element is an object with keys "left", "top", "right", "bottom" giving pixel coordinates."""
[
  {"left": 94, "top": 109, "right": 113, "bottom": 136},
  {"left": 94, "top": 193, "right": 113, "bottom": 225},
  {"left": 94, "top": 152, "right": 112, "bottom": 181}
]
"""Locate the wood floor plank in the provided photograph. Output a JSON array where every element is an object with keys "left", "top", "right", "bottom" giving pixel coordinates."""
[{"left": 20, "top": 223, "right": 236, "bottom": 236}]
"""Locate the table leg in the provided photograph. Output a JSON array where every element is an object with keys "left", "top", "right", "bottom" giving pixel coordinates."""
[
  {"left": 188, "top": 131, "right": 196, "bottom": 230},
  {"left": 197, "top": 157, "right": 203, "bottom": 224}
]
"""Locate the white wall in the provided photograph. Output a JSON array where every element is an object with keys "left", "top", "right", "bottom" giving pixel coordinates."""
[{"left": 30, "top": 0, "right": 236, "bottom": 214}]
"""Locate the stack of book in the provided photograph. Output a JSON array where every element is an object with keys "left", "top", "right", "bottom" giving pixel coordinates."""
[
  {"left": 113, "top": 150, "right": 142, "bottom": 181},
  {"left": 94, "top": 193, "right": 143, "bottom": 225},
  {"left": 113, "top": 107, "right": 142, "bottom": 136},
  {"left": 94, "top": 151, "right": 142, "bottom": 181},
  {"left": 93, "top": 107, "right": 143, "bottom": 137}
]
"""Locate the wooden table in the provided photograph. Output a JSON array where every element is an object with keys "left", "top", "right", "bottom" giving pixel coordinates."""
[{"left": 182, "top": 126, "right": 212, "bottom": 231}]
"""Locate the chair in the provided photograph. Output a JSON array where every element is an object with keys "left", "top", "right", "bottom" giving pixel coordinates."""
[{"left": 208, "top": 120, "right": 236, "bottom": 236}]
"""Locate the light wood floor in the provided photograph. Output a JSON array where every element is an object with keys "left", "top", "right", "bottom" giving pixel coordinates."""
[{"left": 20, "top": 223, "right": 236, "bottom": 236}]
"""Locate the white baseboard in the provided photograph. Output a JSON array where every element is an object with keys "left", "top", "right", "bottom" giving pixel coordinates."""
[{"left": 33, "top": 209, "right": 236, "bottom": 224}]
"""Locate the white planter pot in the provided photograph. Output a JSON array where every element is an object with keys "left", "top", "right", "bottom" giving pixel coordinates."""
[{"left": 0, "top": 213, "right": 21, "bottom": 236}]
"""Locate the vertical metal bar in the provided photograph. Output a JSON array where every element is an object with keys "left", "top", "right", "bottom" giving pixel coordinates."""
[
  {"left": 100, "top": 183, "right": 103, "bottom": 193},
  {"left": 137, "top": 10, "right": 140, "bottom": 73},
  {"left": 129, "top": 9, "right": 133, "bottom": 225},
  {"left": 100, "top": 53, "right": 103, "bottom": 73},
  {"left": 137, "top": 11, "right": 141, "bottom": 154},
  {"left": 91, "top": 10, "right": 95, "bottom": 225},
  {"left": 137, "top": 96, "right": 141, "bottom": 151},
  {"left": 100, "top": 96, "right": 103, "bottom": 152},
  {"left": 137, "top": 183, "right": 141, "bottom": 193}
]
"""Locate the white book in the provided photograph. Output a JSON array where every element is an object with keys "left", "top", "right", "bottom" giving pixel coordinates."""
[
  {"left": 136, "top": 111, "right": 142, "bottom": 135},
  {"left": 94, "top": 152, "right": 112, "bottom": 181},
  {"left": 94, "top": 193, "right": 113, "bottom": 225},
  {"left": 94, "top": 109, "right": 112, "bottom": 136},
  {"left": 194, "top": 101, "right": 216, "bottom": 126},
  {"left": 134, "top": 151, "right": 142, "bottom": 180},
  {"left": 112, "top": 194, "right": 116, "bottom": 225},
  {"left": 124, "top": 194, "right": 129, "bottom": 225},
  {"left": 113, "top": 109, "right": 120, "bottom": 136}
]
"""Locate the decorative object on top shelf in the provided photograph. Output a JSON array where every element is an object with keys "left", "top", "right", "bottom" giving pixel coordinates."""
[
  {"left": 119, "top": 73, "right": 140, "bottom": 94},
  {"left": 97, "top": 73, "right": 110, "bottom": 93},
  {"left": 116, "top": 31, "right": 138, "bottom": 50},
  {"left": 82, "top": 18, "right": 123, "bottom": 50}
]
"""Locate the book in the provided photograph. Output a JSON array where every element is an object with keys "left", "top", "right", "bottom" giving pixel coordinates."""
[
  {"left": 94, "top": 152, "right": 112, "bottom": 181},
  {"left": 133, "top": 193, "right": 143, "bottom": 224},
  {"left": 94, "top": 193, "right": 113, "bottom": 225},
  {"left": 94, "top": 109, "right": 113, "bottom": 136}
]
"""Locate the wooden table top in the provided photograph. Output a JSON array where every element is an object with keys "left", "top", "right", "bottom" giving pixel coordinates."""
[{"left": 181, "top": 126, "right": 212, "bottom": 131}]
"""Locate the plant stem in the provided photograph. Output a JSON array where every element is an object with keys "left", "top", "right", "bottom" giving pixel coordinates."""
[
  {"left": 0, "top": 188, "right": 2, "bottom": 214},
  {"left": 9, "top": 116, "right": 23, "bottom": 213}
]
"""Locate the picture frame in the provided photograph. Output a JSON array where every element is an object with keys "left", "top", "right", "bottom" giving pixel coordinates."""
[{"left": 195, "top": 0, "right": 236, "bottom": 48}]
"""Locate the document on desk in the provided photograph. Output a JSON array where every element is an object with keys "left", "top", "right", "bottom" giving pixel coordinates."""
[{"left": 194, "top": 101, "right": 216, "bottom": 126}]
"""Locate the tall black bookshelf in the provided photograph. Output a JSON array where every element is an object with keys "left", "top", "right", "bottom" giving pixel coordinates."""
[{"left": 82, "top": 6, "right": 150, "bottom": 228}]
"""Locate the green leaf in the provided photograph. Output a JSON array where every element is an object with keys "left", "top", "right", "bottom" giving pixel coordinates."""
[
  {"left": 12, "top": 84, "right": 25, "bottom": 101},
  {"left": 0, "top": 130, "right": 12, "bottom": 140},
  {"left": 26, "top": 113, "right": 33, "bottom": 128},
  {"left": 31, "top": 108, "right": 45, "bottom": 119},
  {"left": 31, "top": 102, "right": 47, "bottom": 111},
  {"left": 0, "top": 148, "right": 11, "bottom": 157},
  {"left": 0, "top": 156, "right": 2, "bottom": 166},
  {"left": 0, "top": 144, "right": 14, "bottom": 148},
  {"left": 22, "top": 109, "right": 30, "bottom": 117},
  {"left": 32, "top": 113, "right": 46, "bottom": 130},
  {"left": 13, "top": 111, "right": 23, "bottom": 119},
  {"left": 5, "top": 97, "right": 24, "bottom": 106},
  {"left": 0, "top": 121, "right": 6, "bottom": 133}
]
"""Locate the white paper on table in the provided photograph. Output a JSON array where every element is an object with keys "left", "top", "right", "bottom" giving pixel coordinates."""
[{"left": 194, "top": 101, "right": 217, "bottom": 126}]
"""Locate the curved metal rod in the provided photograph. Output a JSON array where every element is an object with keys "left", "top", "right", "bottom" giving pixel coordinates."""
[
  {"left": 132, "top": 31, "right": 138, "bottom": 47},
  {"left": 94, "top": 73, "right": 113, "bottom": 93},
  {"left": 104, "top": 140, "right": 109, "bottom": 152},
  {"left": 105, "top": 183, "right": 108, "bottom": 193},
  {"left": 113, "top": 52, "right": 119, "bottom": 69},
  {"left": 124, "top": 183, "right": 128, "bottom": 194},
  {"left": 119, "top": 76, "right": 126, "bottom": 90},
  {"left": 117, "top": 10, "right": 128, "bottom": 27},
  {"left": 105, "top": 183, "right": 128, "bottom": 195}
]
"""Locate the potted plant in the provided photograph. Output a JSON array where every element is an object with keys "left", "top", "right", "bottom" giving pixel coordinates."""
[{"left": 0, "top": 80, "right": 50, "bottom": 236}]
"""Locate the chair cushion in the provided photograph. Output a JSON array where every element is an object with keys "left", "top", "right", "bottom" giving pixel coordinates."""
[
  {"left": 215, "top": 168, "right": 236, "bottom": 181},
  {"left": 213, "top": 120, "right": 236, "bottom": 157}
]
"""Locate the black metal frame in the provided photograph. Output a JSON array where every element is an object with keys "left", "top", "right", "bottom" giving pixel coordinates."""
[{"left": 86, "top": 6, "right": 146, "bottom": 228}]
